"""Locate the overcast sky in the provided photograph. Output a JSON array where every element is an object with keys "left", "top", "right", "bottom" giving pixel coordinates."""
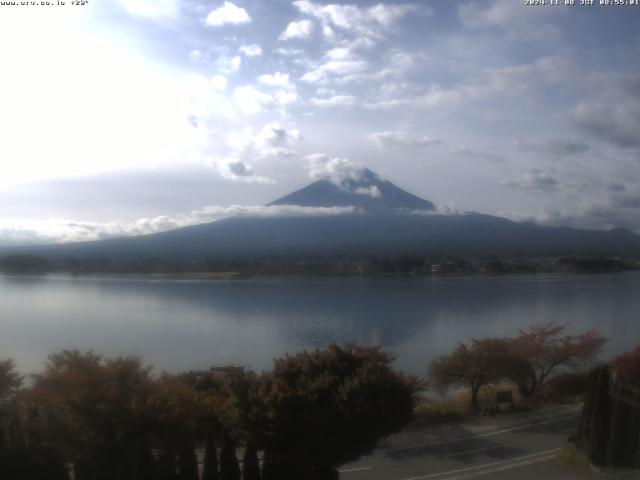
[{"left": 0, "top": 0, "right": 639, "bottom": 245}]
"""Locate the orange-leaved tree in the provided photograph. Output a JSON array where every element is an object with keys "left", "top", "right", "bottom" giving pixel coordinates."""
[
  {"left": 508, "top": 323, "right": 607, "bottom": 399},
  {"left": 612, "top": 345, "right": 640, "bottom": 384},
  {"left": 429, "top": 338, "right": 515, "bottom": 413}
]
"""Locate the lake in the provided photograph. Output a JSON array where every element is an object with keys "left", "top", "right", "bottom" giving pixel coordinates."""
[{"left": 1, "top": 273, "right": 639, "bottom": 376}]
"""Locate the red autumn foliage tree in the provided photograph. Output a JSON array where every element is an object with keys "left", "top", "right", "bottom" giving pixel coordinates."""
[
  {"left": 429, "top": 338, "right": 514, "bottom": 413},
  {"left": 31, "top": 350, "right": 157, "bottom": 477},
  {"left": 612, "top": 345, "right": 640, "bottom": 384},
  {"left": 508, "top": 323, "right": 607, "bottom": 399}
]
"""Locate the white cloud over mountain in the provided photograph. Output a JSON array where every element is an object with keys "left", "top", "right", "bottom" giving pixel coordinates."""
[{"left": 0, "top": 205, "right": 357, "bottom": 246}]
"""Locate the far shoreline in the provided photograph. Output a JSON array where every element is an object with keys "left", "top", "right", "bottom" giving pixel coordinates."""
[{"left": 1, "top": 268, "right": 638, "bottom": 283}]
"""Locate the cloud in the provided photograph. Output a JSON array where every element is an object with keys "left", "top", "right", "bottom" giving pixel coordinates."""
[
  {"left": 227, "top": 161, "right": 253, "bottom": 177},
  {"left": 411, "top": 205, "right": 462, "bottom": 217},
  {"left": 118, "top": 0, "right": 179, "bottom": 19},
  {"left": 573, "top": 100, "right": 640, "bottom": 149},
  {"left": 306, "top": 154, "right": 368, "bottom": 186},
  {"left": 300, "top": 56, "right": 368, "bottom": 84},
  {"left": 293, "top": 1, "right": 426, "bottom": 43},
  {"left": 239, "top": 44, "right": 263, "bottom": 57},
  {"left": 608, "top": 182, "right": 627, "bottom": 193},
  {"left": 231, "top": 86, "right": 273, "bottom": 114},
  {"left": 369, "top": 131, "right": 442, "bottom": 149},
  {"left": 255, "top": 122, "right": 301, "bottom": 149},
  {"left": 279, "top": 20, "right": 314, "bottom": 40},
  {"left": 217, "top": 122, "right": 301, "bottom": 182},
  {"left": 218, "top": 160, "right": 274, "bottom": 184},
  {"left": 275, "top": 90, "right": 299, "bottom": 106},
  {"left": 309, "top": 95, "right": 356, "bottom": 108},
  {"left": 458, "top": 0, "right": 563, "bottom": 38},
  {"left": 516, "top": 138, "right": 590, "bottom": 156},
  {"left": 218, "top": 55, "right": 242, "bottom": 74},
  {"left": 355, "top": 185, "right": 381, "bottom": 198},
  {"left": 209, "top": 74, "right": 228, "bottom": 91},
  {"left": 451, "top": 146, "right": 504, "bottom": 163},
  {"left": 275, "top": 48, "right": 304, "bottom": 56},
  {"left": 0, "top": 205, "right": 358, "bottom": 246},
  {"left": 506, "top": 169, "right": 560, "bottom": 192},
  {"left": 364, "top": 56, "right": 578, "bottom": 110},
  {"left": 206, "top": 1, "right": 251, "bottom": 27},
  {"left": 258, "top": 72, "right": 295, "bottom": 89},
  {"left": 188, "top": 49, "right": 204, "bottom": 61},
  {"left": 505, "top": 190, "right": 640, "bottom": 232}
]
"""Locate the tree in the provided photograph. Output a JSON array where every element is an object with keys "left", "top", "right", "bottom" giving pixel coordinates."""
[
  {"left": 0, "top": 359, "right": 22, "bottom": 401},
  {"left": 30, "top": 351, "right": 157, "bottom": 479},
  {"left": 0, "top": 359, "right": 22, "bottom": 449},
  {"left": 258, "top": 344, "right": 417, "bottom": 478},
  {"left": 242, "top": 440, "right": 261, "bottom": 480},
  {"left": 201, "top": 432, "right": 219, "bottom": 480},
  {"left": 508, "top": 323, "right": 607, "bottom": 399},
  {"left": 0, "top": 254, "right": 51, "bottom": 274},
  {"left": 429, "top": 338, "right": 514, "bottom": 413},
  {"left": 612, "top": 345, "right": 640, "bottom": 384},
  {"left": 219, "top": 432, "right": 240, "bottom": 480},
  {"left": 177, "top": 444, "right": 198, "bottom": 480}
]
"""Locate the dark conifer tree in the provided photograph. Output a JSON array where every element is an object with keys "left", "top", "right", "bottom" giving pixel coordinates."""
[
  {"left": 242, "top": 441, "right": 260, "bottom": 480},
  {"left": 202, "top": 433, "right": 219, "bottom": 480},
  {"left": 177, "top": 444, "right": 199, "bottom": 480},
  {"left": 219, "top": 433, "right": 240, "bottom": 480},
  {"left": 134, "top": 446, "right": 156, "bottom": 480},
  {"left": 157, "top": 446, "right": 178, "bottom": 480}
]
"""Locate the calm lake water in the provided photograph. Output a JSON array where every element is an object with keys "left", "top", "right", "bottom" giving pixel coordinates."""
[{"left": 1, "top": 273, "right": 639, "bottom": 376}]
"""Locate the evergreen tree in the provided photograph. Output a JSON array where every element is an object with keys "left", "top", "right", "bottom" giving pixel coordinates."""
[
  {"left": 242, "top": 441, "right": 260, "bottom": 480},
  {"left": 260, "top": 451, "right": 294, "bottom": 480},
  {"left": 585, "top": 365, "right": 611, "bottom": 466},
  {"left": 219, "top": 433, "right": 240, "bottom": 480},
  {"left": 74, "top": 459, "right": 94, "bottom": 480},
  {"left": 177, "top": 444, "right": 199, "bottom": 480},
  {"left": 202, "top": 433, "right": 219, "bottom": 480},
  {"left": 157, "top": 446, "right": 178, "bottom": 480},
  {"left": 134, "top": 446, "right": 156, "bottom": 480},
  {"left": 260, "top": 451, "right": 277, "bottom": 480}
]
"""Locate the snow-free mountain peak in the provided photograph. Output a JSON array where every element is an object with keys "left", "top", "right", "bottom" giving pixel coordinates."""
[{"left": 268, "top": 168, "right": 435, "bottom": 212}]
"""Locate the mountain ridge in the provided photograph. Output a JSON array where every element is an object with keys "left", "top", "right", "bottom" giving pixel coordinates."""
[
  {"left": 2, "top": 169, "right": 640, "bottom": 260},
  {"left": 268, "top": 169, "right": 435, "bottom": 212}
]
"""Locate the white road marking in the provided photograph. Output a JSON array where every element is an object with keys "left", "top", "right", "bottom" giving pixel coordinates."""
[
  {"left": 442, "top": 445, "right": 504, "bottom": 458},
  {"left": 339, "top": 466, "right": 372, "bottom": 473},
  {"left": 399, "top": 448, "right": 562, "bottom": 480},
  {"left": 441, "top": 453, "right": 557, "bottom": 479},
  {"left": 383, "top": 413, "right": 579, "bottom": 454}
]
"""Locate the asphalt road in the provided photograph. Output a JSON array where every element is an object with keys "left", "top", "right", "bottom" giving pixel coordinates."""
[{"left": 339, "top": 404, "right": 586, "bottom": 480}]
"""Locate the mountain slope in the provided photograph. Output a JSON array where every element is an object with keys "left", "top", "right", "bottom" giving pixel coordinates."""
[
  {"left": 11, "top": 211, "right": 640, "bottom": 260},
  {"left": 269, "top": 169, "right": 435, "bottom": 212},
  {"left": 4, "top": 170, "right": 640, "bottom": 259}
]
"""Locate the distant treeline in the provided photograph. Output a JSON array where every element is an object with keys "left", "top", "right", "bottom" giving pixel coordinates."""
[{"left": 0, "top": 253, "right": 637, "bottom": 276}]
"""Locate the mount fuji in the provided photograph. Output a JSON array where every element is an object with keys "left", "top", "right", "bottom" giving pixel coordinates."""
[{"left": 5, "top": 169, "right": 640, "bottom": 259}]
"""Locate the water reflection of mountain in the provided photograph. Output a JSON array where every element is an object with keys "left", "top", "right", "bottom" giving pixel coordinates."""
[
  {"left": 2, "top": 274, "right": 640, "bottom": 376},
  {"left": 89, "top": 274, "right": 640, "bottom": 363}
]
